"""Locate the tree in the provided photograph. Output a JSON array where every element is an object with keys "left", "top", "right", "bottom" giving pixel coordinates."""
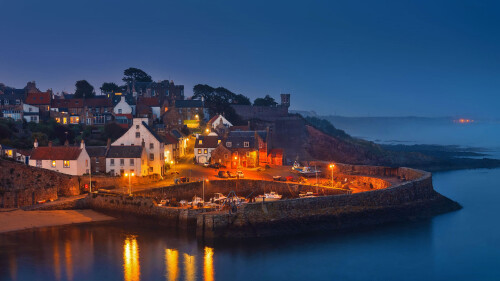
[
  {"left": 100, "top": 82, "right": 121, "bottom": 94},
  {"left": 74, "top": 80, "right": 95, "bottom": 98},
  {"left": 254, "top": 95, "right": 277, "bottom": 106},
  {"left": 233, "top": 94, "right": 251, "bottom": 105},
  {"left": 192, "top": 84, "right": 247, "bottom": 124},
  {"left": 122, "top": 67, "right": 153, "bottom": 83}
]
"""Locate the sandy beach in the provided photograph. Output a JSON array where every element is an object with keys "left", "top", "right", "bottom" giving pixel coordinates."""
[{"left": 0, "top": 209, "right": 115, "bottom": 233}]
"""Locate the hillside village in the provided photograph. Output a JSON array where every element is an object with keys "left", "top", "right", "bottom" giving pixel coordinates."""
[{"left": 0, "top": 70, "right": 298, "bottom": 179}]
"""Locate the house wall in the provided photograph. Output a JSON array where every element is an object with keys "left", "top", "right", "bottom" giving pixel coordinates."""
[
  {"left": 113, "top": 97, "right": 133, "bottom": 114},
  {"left": 112, "top": 120, "right": 164, "bottom": 174},
  {"left": 28, "top": 149, "right": 90, "bottom": 176},
  {"left": 194, "top": 147, "right": 216, "bottom": 163}
]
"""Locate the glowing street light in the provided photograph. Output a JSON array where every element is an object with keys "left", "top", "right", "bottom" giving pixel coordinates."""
[
  {"left": 329, "top": 164, "right": 335, "bottom": 188},
  {"left": 125, "top": 172, "right": 135, "bottom": 195},
  {"left": 202, "top": 178, "right": 209, "bottom": 207},
  {"left": 205, "top": 128, "right": 210, "bottom": 134}
]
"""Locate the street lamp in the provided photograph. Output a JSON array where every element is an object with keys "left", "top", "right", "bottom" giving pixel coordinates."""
[
  {"left": 125, "top": 172, "right": 135, "bottom": 195},
  {"left": 202, "top": 178, "right": 209, "bottom": 207},
  {"left": 329, "top": 164, "right": 335, "bottom": 188}
]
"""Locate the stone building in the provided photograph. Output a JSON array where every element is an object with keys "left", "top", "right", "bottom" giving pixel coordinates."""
[
  {"left": 105, "top": 145, "right": 148, "bottom": 176},
  {"left": 86, "top": 146, "right": 107, "bottom": 174},
  {"left": 112, "top": 118, "right": 166, "bottom": 176},
  {"left": 231, "top": 94, "right": 290, "bottom": 121},
  {"left": 210, "top": 130, "right": 269, "bottom": 169},
  {"left": 194, "top": 132, "right": 221, "bottom": 164}
]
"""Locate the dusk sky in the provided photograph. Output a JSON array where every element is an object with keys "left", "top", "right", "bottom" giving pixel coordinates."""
[{"left": 1, "top": 0, "right": 499, "bottom": 118}]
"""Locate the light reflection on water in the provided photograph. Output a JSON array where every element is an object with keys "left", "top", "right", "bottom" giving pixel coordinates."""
[{"left": 123, "top": 236, "right": 140, "bottom": 281}]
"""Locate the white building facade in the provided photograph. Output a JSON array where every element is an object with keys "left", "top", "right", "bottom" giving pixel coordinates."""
[
  {"left": 113, "top": 96, "right": 133, "bottom": 115},
  {"left": 29, "top": 140, "right": 90, "bottom": 176}
]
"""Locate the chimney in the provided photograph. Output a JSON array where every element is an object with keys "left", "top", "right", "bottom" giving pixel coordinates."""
[
  {"left": 247, "top": 121, "right": 251, "bottom": 130},
  {"left": 48, "top": 141, "right": 52, "bottom": 147},
  {"left": 34, "top": 139, "right": 38, "bottom": 148},
  {"left": 106, "top": 138, "right": 111, "bottom": 150},
  {"left": 80, "top": 139, "right": 85, "bottom": 149},
  {"left": 142, "top": 138, "right": 145, "bottom": 148},
  {"left": 64, "top": 139, "right": 69, "bottom": 146}
]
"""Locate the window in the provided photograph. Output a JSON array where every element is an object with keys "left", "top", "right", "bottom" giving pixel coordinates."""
[
  {"left": 63, "top": 161, "right": 70, "bottom": 168},
  {"left": 198, "top": 140, "right": 202, "bottom": 145},
  {"left": 110, "top": 159, "right": 115, "bottom": 166},
  {"left": 150, "top": 153, "right": 154, "bottom": 161},
  {"left": 204, "top": 149, "right": 208, "bottom": 154},
  {"left": 36, "top": 160, "right": 42, "bottom": 167},
  {"left": 136, "top": 132, "right": 140, "bottom": 138},
  {"left": 218, "top": 140, "right": 221, "bottom": 144},
  {"left": 226, "top": 142, "right": 232, "bottom": 147},
  {"left": 29, "top": 107, "right": 32, "bottom": 112},
  {"left": 244, "top": 142, "right": 249, "bottom": 147},
  {"left": 118, "top": 109, "right": 122, "bottom": 114},
  {"left": 51, "top": 160, "right": 56, "bottom": 167},
  {"left": 136, "top": 125, "right": 139, "bottom": 129},
  {"left": 224, "top": 154, "right": 228, "bottom": 159},
  {"left": 120, "top": 159, "right": 124, "bottom": 166},
  {"left": 150, "top": 143, "right": 154, "bottom": 149},
  {"left": 130, "top": 159, "right": 134, "bottom": 165},
  {"left": 198, "top": 149, "right": 202, "bottom": 154},
  {"left": 96, "top": 158, "right": 99, "bottom": 164}
]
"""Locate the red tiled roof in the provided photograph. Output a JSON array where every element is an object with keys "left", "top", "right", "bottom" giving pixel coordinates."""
[
  {"left": 137, "top": 97, "right": 160, "bottom": 107},
  {"left": 207, "top": 115, "right": 219, "bottom": 125},
  {"left": 136, "top": 104, "right": 152, "bottom": 115},
  {"left": 85, "top": 98, "right": 113, "bottom": 107},
  {"left": 51, "top": 98, "right": 84, "bottom": 108},
  {"left": 30, "top": 146, "right": 83, "bottom": 160},
  {"left": 163, "top": 134, "right": 179, "bottom": 145},
  {"left": 25, "top": 92, "right": 51, "bottom": 105},
  {"left": 114, "top": 114, "right": 133, "bottom": 119}
]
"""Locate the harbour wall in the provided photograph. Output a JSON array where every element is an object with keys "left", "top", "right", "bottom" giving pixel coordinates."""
[{"left": 197, "top": 167, "right": 461, "bottom": 238}]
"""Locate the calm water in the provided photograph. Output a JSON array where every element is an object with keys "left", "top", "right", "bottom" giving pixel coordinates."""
[{"left": 1, "top": 168, "right": 500, "bottom": 281}]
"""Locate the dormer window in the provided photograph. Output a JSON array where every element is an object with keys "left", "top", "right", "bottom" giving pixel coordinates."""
[
  {"left": 226, "top": 142, "right": 232, "bottom": 147},
  {"left": 199, "top": 140, "right": 203, "bottom": 145},
  {"left": 244, "top": 142, "right": 249, "bottom": 147}
]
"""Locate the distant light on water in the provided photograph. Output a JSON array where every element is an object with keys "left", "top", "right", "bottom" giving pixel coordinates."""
[
  {"left": 123, "top": 236, "right": 140, "bottom": 281},
  {"left": 454, "top": 118, "right": 474, "bottom": 124}
]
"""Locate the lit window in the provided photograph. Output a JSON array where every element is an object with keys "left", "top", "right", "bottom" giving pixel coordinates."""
[
  {"left": 198, "top": 149, "right": 202, "bottom": 154},
  {"left": 204, "top": 149, "right": 208, "bottom": 154},
  {"left": 63, "top": 161, "right": 70, "bottom": 168},
  {"left": 218, "top": 140, "right": 221, "bottom": 144},
  {"left": 52, "top": 160, "right": 56, "bottom": 167},
  {"left": 199, "top": 140, "right": 202, "bottom": 145}
]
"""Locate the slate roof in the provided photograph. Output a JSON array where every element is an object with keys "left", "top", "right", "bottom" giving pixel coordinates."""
[
  {"left": 174, "top": 100, "right": 203, "bottom": 108},
  {"left": 85, "top": 97, "right": 113, "bottom": 107},
  {"left": 51, "top": 98, "right": 84, "bottom": 108},
  {"left": 136, "top": 104, "right": 152, "bottom": 115},
  {"left": 86, "top": 146, "right": 107, "bottom": 157},
  {"left": 137, "top": 97, "right": 160, "bottom": 107},
  {"left": 142, "top": 121, "right": 164, "bottom": 143},
  {"left": 163, "top": 134, "right": 178, "bottom": 145},
  {"left": 224, "top": 131, "right": 267, "bottom": 149},
  {"left": 106, "top": 146, "right": 144, "bottom": 158},
  {"left": 195, "top": 135, "right": 221, "bottom": 148},
  {"left": 30, "top": 146, "right": 83, "bottom": 160},
  {"left": 25, "top": 92, "right": 51, "bottom": 105}
]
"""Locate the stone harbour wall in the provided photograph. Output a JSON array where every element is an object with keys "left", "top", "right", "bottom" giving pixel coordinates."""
[
  {"left": 197, "top": 167, "right": 461, "bottom": 238},
  {"left": 135, "top": 179, "right": 350, "bottom": 202}
]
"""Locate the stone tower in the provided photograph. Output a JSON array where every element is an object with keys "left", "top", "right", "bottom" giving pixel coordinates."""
[{"left": 280, "top": 93, "right": 290, "bottom": 108}]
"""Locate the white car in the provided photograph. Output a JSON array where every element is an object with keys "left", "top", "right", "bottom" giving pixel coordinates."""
[
  {"left": 203, "top": 162, "right": 210, "bottom": 167},
  {"left": 237, "top": 171, "right": 244, "bottom": 178}
]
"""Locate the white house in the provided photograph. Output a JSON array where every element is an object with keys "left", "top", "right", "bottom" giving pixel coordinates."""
[
  {"left": 113, "top": 96, "right": 133, "bottom": 115},
  {"left": 208, "top": 114, "right": 233, "bottom": 130},
  {"left": 29, "top": 140, "right": 91, "bottom": 176},
  {"left": 194, "top": 132, "right": 221, "bottom": 164},
  {"left": 23, "top": 103, "right": 39, "bottom": 123},
  {"left": 112, "top": 118, "right": 166, "bottom": 176},
  {"left": 105, "top": 145, "right": 148, "bottom": 176}
]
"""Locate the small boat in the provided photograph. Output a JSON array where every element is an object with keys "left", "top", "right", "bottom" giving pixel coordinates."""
[
  {"left": 292, "top": 161, "right": 321, "bottom": 177},
  {"left": 210, "top": 193, "right": 227, "bottom": 204},
  {"left": 255, "top": 192, "right": 282, "bottom": 203},
  {"left": 299, "top": 191, "right": 316, "bottom": 198},
  {"left": 189, "top": 196, "right": 204, "bottom": 206}
]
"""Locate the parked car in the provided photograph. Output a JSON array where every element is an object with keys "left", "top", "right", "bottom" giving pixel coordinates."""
[
  {"left": 236, "top": 171, "right": 244, "bottom": 178},
  {"left": 218, "top": 171, "right": 228, "bottom": 178},
  {"left": 203, "top": 162, "right": 210, "bottom": 168},
  {"left": 211, "top": 163, "right": 226, "bottom": 169},
  {"left": 174, "top": 177, "right": 190, "bottom": 184},
  {"left": 227, "top": 171, "right": 237, "bottom": 178}
]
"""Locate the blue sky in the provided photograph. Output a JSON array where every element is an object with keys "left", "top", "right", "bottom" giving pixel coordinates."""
[{"left": 1, "top": 0, "right": 499, "bottom": 117}]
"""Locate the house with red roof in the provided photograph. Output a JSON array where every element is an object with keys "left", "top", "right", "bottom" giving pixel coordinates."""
[
  {"left": 25, "top": 91, "right": 52, "bottom": 112},
  {"left": 28, "top": 139, "right": 91, "bottom": 176}
]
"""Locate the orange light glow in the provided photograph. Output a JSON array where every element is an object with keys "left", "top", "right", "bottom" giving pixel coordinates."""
[
  {"left": 165, "top": 249, "right": 178, "bottom": 281},
  {"left": 329, "top": 164, "right": 335, "bottom": 169},
  {"left": 204, "top": 247, "right": 214, "bottom": 281},
  {"left": 456, "top": 118, "right": 474, "bottom": 124},
  {"left": 123, "top": 236, "right": 140, "bottom": 281}
]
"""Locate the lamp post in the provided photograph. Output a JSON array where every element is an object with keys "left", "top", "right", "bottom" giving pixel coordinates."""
[
  {"left": 329, "top": 164, "right": 335, "bottom": 188},
  {"left": 202, "top": 178, "right": 209, "bottom": 207}
]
